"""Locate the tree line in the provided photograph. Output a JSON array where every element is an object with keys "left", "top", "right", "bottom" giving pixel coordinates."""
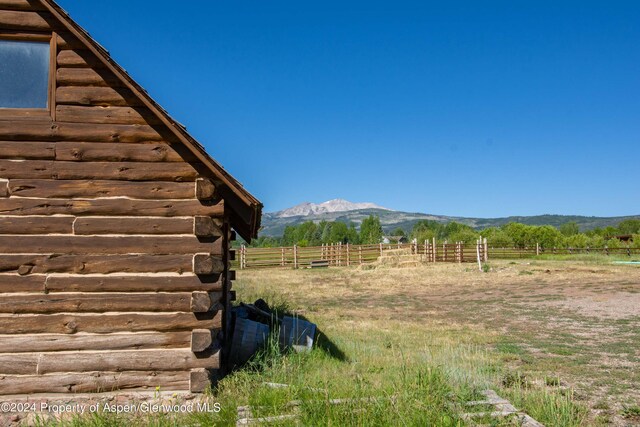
[{"left": 248, "top": 216, "right": 640, "bottom": 249}]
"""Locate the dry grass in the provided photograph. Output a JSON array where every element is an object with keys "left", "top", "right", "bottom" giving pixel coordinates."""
[{"left": 237, "top": 259, "right": 640, "bottom": 426}]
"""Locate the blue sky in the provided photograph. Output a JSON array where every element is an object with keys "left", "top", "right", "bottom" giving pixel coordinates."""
[{"left": 57, "top": 1, "right": 640, "bottom": 217}]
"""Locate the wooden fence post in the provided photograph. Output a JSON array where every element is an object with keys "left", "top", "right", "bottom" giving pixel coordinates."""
[
  {"left": 379, "top": 242, "right": 383, "bottom": 258},
  {"left": 432, "top": 237, "right": 436, "bottom": 262},
  {"left": 281, "top": 247, "right": 285, "bottom": 266},
  {"left": 240, "top": 244, "right": 245, "bottom": 269},
  {"left": 483, "top": 238, "right": 488, "bottom": 262},
  {"left": 443, "top": 241, "right": 447, "bottom": 262},
  {"left": 293, "top": 244, "right": 298, "bottom": 269},
  {"left": 460, "top": 242, "right": 464, "bottom": 263},
  {"left": 359, "top": 245, "right": 363, "bottom": 264},
  {"left": 476, "top": 239, "right": 482, "bottom": 271},
  {"left": 536, "top": 242, "right": 539, "bottom": 256},
  {"left": 346, "top": 243, "right": 350, "bottom": 266}
]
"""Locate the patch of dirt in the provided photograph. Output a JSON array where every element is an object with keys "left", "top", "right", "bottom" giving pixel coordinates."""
[{"left": 544, "top": 292, "right": 640, "bottom": 320}]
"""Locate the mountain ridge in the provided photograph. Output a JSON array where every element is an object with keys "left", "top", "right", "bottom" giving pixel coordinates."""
[{"left": 260, "top": 200, "right": 639, "bottom": 237}]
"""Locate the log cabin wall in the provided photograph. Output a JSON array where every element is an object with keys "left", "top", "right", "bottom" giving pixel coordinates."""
[{"left": 0, "top": 1, "right": 238, "bottom": 394}]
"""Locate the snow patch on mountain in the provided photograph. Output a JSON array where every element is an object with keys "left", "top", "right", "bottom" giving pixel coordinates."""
[{"left": 274, "top": 199, "right": 392, "bottom": 218}]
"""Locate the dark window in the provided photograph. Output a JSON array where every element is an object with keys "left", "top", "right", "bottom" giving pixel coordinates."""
[{"left": 0, "top": 39, "right": 50, "bottom": 109}]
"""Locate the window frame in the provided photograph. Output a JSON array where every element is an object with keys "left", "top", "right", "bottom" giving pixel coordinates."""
[{"left": 0, "top": 31, "right": 56, "bottom": 120}]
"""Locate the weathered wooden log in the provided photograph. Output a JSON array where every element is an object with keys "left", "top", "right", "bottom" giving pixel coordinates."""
[
  {"left": 0, "top": 10, "right": 56, "bottom": 30},
  {"left": 44, "top": 274, "right": 223, "bottom": 293},
  {"left": 190, "top": 329, "right": 213, "bottom": 353},
  {"left": 0, "top": 254, "right": 194, "bottom": 275},
  {"left": 0, "top": 216, "right": 73, "bottom": 234},
  {"left": 0, "top": 371, "right": 190, "bottom": 394},
  {"left": 194, "top": 215, "right": 222, "bottom": 237},
  {"left": 0, "top": 332, "right": 192, "bottom": 353},
  {"left": 57, "top": 49, "right": 104, "bottom": 68},
  {"left": 0, "top": 160, "right": 199, "bottom": 181},
  {"left": 0, "top": 311, "right": 223, "bottom": 334},
  {"left": 0, "top": 141, "right": 55, "bottom": 159},
  {"left": 0, "top": 235, "right": 223, "bottom": 255},
  {"left": 0, "top": 292, "right": 198, "bottom": 313},
  {"left": 56, "top": 86, "right": 141, "bottom": 107},
  {"left": 8, "top": 179, "right": 197, "bottom": 199},
  {"left": 56, "top": 105, "right": 160, "bottom": 125},
  {"left": 73, "top": 217, "right": 195, "bottom": 235},
  {"left": 0, "top": 121, "right": 164, "bottom": 142},
  {"left": 0, "top": 274, "right": 45, "bottom": 292},
  {"left": 0, "top": 198, "right": 223, "bottom": 216},
  {"left": 33, "top": 348, "right": 221, "bottom": 374},
  {"left": 193, "top": 254, "right": 225, "bottom": 275},
  {"left": 189, "top": 368, "right": 211, "bottom": 392},
  {"left": 0, "top": 180, "right": 7, "bottom": 197},
  {"left": 190, "top": 291, "right": 223, "bottom": 313},
  {"left": 196, "top": 178, "right": 217, "bottom": 200},
  {"left": 56, "top": 68, "right": 121, "bottom": 87},
  {"left": 0, "top": 352, "right": 38, "bottom": 374},
  {"left": 54, "top": 142, "right": 195, "bottom": 162},
  {"left": 0, "top": 0, "right": 46, "bottom": 11}
]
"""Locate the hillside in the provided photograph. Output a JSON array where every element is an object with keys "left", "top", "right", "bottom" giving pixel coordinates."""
[{"left": 260, "top": 202, "right": 640, "bottom": 237}]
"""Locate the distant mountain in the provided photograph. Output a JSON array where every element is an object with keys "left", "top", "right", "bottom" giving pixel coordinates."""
[
  {"left": 273, "top": 199, "right": 392, "bottom": 218},
  {"left": 259, "top": 200, "right": 639, "bottom": 237}
]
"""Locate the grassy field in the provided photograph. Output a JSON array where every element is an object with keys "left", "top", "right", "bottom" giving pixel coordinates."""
[{"left": 36, "top": 257, "right": 639, "bottom": 426}]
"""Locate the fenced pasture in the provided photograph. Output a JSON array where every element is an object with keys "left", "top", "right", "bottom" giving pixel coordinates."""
[{"left": 236, "top": 241, "right": 640, "bottom": 269}]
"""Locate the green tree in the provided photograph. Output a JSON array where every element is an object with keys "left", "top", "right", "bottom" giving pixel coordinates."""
[
  {"left": 360, "top": 215, "right": 383, "bottom": 244},
  {"left": 618, "top": 219, "right": 640, "bottom": 235},
  {"left": 481, "top": 227, "right": 514, "bottom": 247},
  {"left": 391, "top": 227, "right": 406, "bottom": 237},
  {"left": 559, "top": 222, "right": 580, "bottom": 236}
]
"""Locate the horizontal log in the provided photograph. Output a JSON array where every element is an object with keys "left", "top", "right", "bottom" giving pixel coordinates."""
[
  {"left": 0, "top": 216, "right": 73, "bottom": 234},
  {"left": 57, "top": 49, "right": 104, "bottom": 68},
  {"left": 0, "top": 10, "right": 56, "bottom": 30},
  {"left": 44, "top": 274, "right": 223, "bottom": 293},
  {"left": 190, "top": 368, "right": 210, "bottom": 393},
  {"left": 56, "top": 86, "right": 141, "bottom": 107},
  {"left": 193, "top": 254, "right": 225, "bottom": 275},
  {"left": 191, "top": 329, "right": 213, "bottom": 353},
  {"left": 73, "top": 217, "right": 194, "bottom": 235},
  {"left": 0, "top": 121, "right": 164, "bottom": 142},
  {"left": 0, "top": 141, "right": 55, "bottom": 159},
  {"left": 0, "top": 160, "right": 199, "bottom": 181},
  {"left": 0, "top": 352, "right": 37, "bottom": 374},
  {"left": 0, "top": 235, "right": 222, "bottom": 255},
  {"left": 56, "top": 105, "right": 161, "bottom": 125},
  {"left": 196, "top": 178, "right": 217, "bottom": 200},
  {"left": 55, "top": 142, "right": 195, "bottom": 162},
  {"left": 0, "top": 311, "right": 222, "bottom": 334},
  {"left": 194, "top": 215, "right": 222, "bottom": 237},
  {"left": 0, "top": 0, "right": 46, "bottom": 11},
  {"left": 0, "top": 254, "right": 194, "bottom": 275},
  {"left": 0, "top": 371, "right": 190, "bottom": 394},
  {"left": 0, "top": 198, "right": 222, "bottom": 216},
  {"left": 0, "top": 274, "right": 44, "bottom": 292},
  {"left": 190, "top": 291, "right": 223, "bottom": 313},
  {"left": 56, "top": 67, "right": 121, "bottom": 87},
  {"left": 0, "top": 332, "right": 191, "bottom": 353},
  {"left": 8, "top": 179, "right": 197, "bottom": 199},
  {"left": 0, "top": 292, "right": 200, "bottom": 313},
  {"left": 34, "top": 348, "right": 221, "bottom": 374}
]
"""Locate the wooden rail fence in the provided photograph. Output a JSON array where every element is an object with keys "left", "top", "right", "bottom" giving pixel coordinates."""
[
  {"left": 237, "top": 240, "right": 488, "bottom": 269},
  {"left": 235, "top": 241, "right": 640, "bottom": 270}
]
